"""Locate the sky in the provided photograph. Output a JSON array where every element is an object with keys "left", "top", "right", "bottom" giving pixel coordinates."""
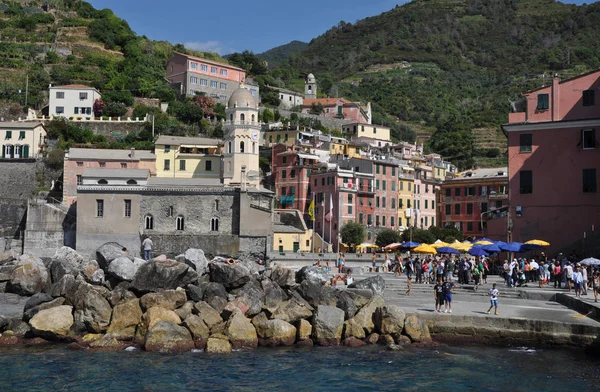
[{"left": 88, "top": 0, "right": 592, "bottom": 55}]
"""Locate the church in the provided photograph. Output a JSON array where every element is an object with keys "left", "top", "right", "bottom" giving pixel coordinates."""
[{"left": 75, "top": 86, "right": 274, "bottom": 259}]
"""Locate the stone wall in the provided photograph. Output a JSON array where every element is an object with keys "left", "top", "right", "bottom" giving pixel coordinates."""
[
  {"left": 83, "top": 121, "right": 147, "bottom": 139},
  {"left": 272, "top": 108, "right": 354, "bottom": 130},
  {"left": 0, "top": 198, "right": 26, "bottom": 250},
  {"left": 149, "top": 233, "right": 240, "bottom": 259},
  {"left": 24, "top": 200, "right": 75, "bottom": 259}
]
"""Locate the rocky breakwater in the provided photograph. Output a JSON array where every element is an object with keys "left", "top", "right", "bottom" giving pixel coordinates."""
[{"left": 0, "top": 245, "right": 434, "bottom": 353}]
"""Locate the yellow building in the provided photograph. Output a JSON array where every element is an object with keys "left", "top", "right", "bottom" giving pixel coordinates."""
[
  {"left": 0, "top": 122, "right": 47, "bottom": 159},
  {"left": 346, "top": 141, "right": 363, "bottom": 159},
  {"left": 342, "top": 123, "right": 391, "bottom": 142},
  {"left": 264, "top": 129, "right": 299, "bottom": 147},
  {"left": 154, "top": 135, "right": 222, "bottom": 179},
  {"left": 397, "top": 165, "right": 415, "bottom": 229},
  {"left": 273, "top": 209, "right": 314, "bottom": 253}
]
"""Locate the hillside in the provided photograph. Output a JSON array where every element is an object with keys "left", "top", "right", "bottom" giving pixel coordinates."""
[{"left": 258, "top": 40, "right": 308, "bottom": 68}]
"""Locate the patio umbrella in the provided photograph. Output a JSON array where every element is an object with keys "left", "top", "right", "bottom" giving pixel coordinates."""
[
  {"left": 499, "top": 242, "right": 524, "bottom": 252},
  {"left": 413, "top": 244, "right": 437, "bottom": 254},
  {"left": 450, "top": 242, "right": 472, "bottom": 252},
  {"left": 474, "top": 240, "right": 494, "bottom": 246},
  {"left": 436, "top": 246, "right": 461, "bottom": 255},
  {"left": 480, "top": 243, "right": 501, "bottom": 253},
  {"left": 495, "top": 241, "right": 508, "bottom": 248},
  {"left": 524, "top": 239, "right": 550, "bottom": 247},
  {"left": 580, "top": 257, "right": 600, "bottom": 266},
  {"left": 384, "top": 243, "right": 402, "bottom": 251},
  {"left": 469, "top": 247, "right": 489, "bottom": 257},
  {"left": 431, "top": 241, "right": 449, "bottom": 249},
  {"left": 401, "top": 241, "right": 420, "bottom": 248},
  {"left": 356, "top": 243, "right": 378, "bottom": 249}
]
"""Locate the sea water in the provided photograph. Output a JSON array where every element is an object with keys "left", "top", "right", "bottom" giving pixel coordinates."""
[{"left": 0, "top": 344, "right": 598, "bottom": 391}]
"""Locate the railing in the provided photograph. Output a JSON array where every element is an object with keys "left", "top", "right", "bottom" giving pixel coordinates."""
[
  {"left": 224, "top": 120, "right": 261, "bottom": 126},
  {"left": 488, "top": 193, "right": 508, "bottom": 200},
  {"left": 338, "top": 184, "right": 358, "bottom": 191},
  {"left": 279, "top": 195, "right": 295, "bottom": 204},
  {"left": 358, "top": 185, "right": 375, "bottom": 193},
  {"left": 21, "top": 115, "right": 149, "bottom": 123},
  {"left": 398, "top": 173, "right": 415, "bottom": 180}
]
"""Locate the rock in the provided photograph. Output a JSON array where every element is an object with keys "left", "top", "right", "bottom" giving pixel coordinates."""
[
  {"left": 0, "top": 265, "right": 16, "bottom": 282},
  {"left": 106, "top": 299, "right": 143, "bottom": 340},
  {"left": 192, "top": 301, "right": 223, "bottom": 329},
  {"left": 295, "top": 266, "right": 328, "bottom": 286},
  {"left": 0, "top": 249, "right": 19, "bottom": 265},
  {"left": 261, "top": 278, "right": 288, "bottom": 308},
  {"left": 296, "top": 319, "right": 312, "bottom": 341},
  {"left": 8, "top": 254, "right": 48, "bottom": 296},
  {"left": 374, "top": 305, "right": 406, "bottom": 335},
  {"left": 208, "top": 262, "right": 252, "bottom": 289},
  {"left": 178, "top": 249, "right": 208, "bottom": 275},
  {"left": 184, "top": 314, "right": 210, "bottom": 341},
  {"left": 387, "top": 344, "right": 403, "bottom": 351},
  {"left": 342, "top": 337, "right": 366, "bottom": 347},
  {"left": 224, "top": 308, "right": 258, "bottom": 349},
  {"left": 142, "top": 307, "right": 181, "bottom": 332},
  {"left": 79, "top": 260, "right": 104, "bottom": 285},
  {"left": 271, "top": 266, "right": 296, "bottom": 288},
  {"left": 348, "top": 275, "right": 385, "bottom": 296},
  {"left": 8, "top": 319, "right": 31, "bottom": 337},
  {"left": 270, "top": 294, "right": 314, "bottom": 323},
  {"left": 0, "top": 281, "right": 7, "bottom": 293},
  {"left": 236, "top": 279, "right": 264, "bottom": 317},
  {"left": 203, "top": 282, "right": 227, "bottom": 302},
  {"left": 336, "top": 290, "right": 371, "bottom": 320},
  {"left": 152, "top": 255, "right": 168, "bottom": 262},
  {"left": 395, "top": 335, "right": 412, "bottom": 346},
  {"left": 255, "top": 318, "right": 296, "bottom": 347},
  {"left": 49, "top": 274, "right": 77, "bottom": 299},
  {"left": 222, "top": 297, "right": 250, "bottom": 319},
  {"left": 140, "top": 289, "right": 187, "bottom": 312},
  {"left": 378, "top": 334, "right": 395, "bottom": 346},
  {"left": 208, "top": 296, "right": 227, "bottom": 313},
  {"left": 95, "top": 242, "right": 132, "bottom": 270},
  {"left": 186, "top": 284, "right": 205, "bottom": 302},
  {"left": 29, "top": 305, "right": 74, "bottom": 339},
  {"left": 131, "top": 260, "right": 198, "bottom": 293},
  {"left": 23, "top": 295, "right": 66, "bottom": 322},
  {"left": 236, "top": 259, "right": 264, "bottom": 276},
  {"left": 174, "top": 301, "right": 195, "bottom": 320},
  {"left": 107, "top": 257, "right": 137, "bottom": 281},
  {"left": 403, "top": 314, "right": 431, "bottom": 342},
  {"left": 72, "top": 282, "right": 112, "bottom": 333},
  {"left": 206, "top": 337, "right": 232, "bottom": 353},
  {"left": 296, "top": 281, "right": 339, "bottom": 307},
  {"left": 0, "top": 334, "right": 18, "bottom": 345},
  {"left": 365, "top": 332, "right": 379, "bottom": 344},
  {"left": 295, "top": 339, "right": 314, "bottom": 347},
  {"left": 210, "top": 321, "right": 226, "bottom": 335},
  {"left": 24, "top": 293, "right": 53, "bottom": 311},
  {"left": 311, "top": 305, "right": 344, "bottom": 346},
  {"left": 145, "top": 321, "right": 195, "bottom": 352},
  {"left": 50, "top": 247, "right": 84, "bottom": 282},
  {"left": 343, "top": 318, "right": 366, "bottom": 339},
  {"left": 88, "top": 334, "right": 127, "bottom": 350},
  {"left": 351, "top": 295, "right": 385, "bottom": 336},
  {"left": 107, "top": 285, "right": 137, "bottom": 307}
]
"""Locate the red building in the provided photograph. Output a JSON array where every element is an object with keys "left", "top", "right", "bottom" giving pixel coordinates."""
[
  {"left": 503, "top": 70, "right": 600, "bottom": 255},
  {"left": 439, "top": 168, "right": 508, "bottom": 240}
]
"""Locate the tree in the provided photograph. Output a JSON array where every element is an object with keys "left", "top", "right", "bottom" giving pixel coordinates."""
[
  {"left": 375, "top": 228, "right": 401, "bottom": 247},
  {"left": 309, "top": 103, "right": 324, "bottom": 115},
  {"left": 103, "top": 101, "right": 127, "bottom": 117},
  {"left": 340, "top": 222, "right": 366, "bottom": 247},
  {"left": 400, "top": 228, "right": 435, "bottom": 244},
  {"left": 262, "top": 108, "right": 274, "bottom": 123},
  {"left": 93, "top": 99, "right": 104, "bottom": 117}
]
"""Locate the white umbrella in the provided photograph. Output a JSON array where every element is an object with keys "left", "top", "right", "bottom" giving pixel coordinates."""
[{"left": 580, "top": 257, "right": 600, "bottom": 266}]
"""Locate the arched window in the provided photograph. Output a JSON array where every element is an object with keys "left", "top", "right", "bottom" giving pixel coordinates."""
[
  {"left": 215, "top": 200, "right": 219, "bottom": 211},
  {"left": 229, "top": 113, "right": 233, "bottom": 121},
  {"left": 211, "top": 217, "right": 219, "bottom": 232},
  {"left": 228, "top": 141, "right": 232, "bottom": 153},
  {"left": 127, "top": 179, "right": 137, "bottom": 185},
  {"left": 240, "top": 113, "right": 245, "bottom": 121},
  {"left": 97, "top": 179, "right": 108, "bottom": 185},
  {"left": 176, "top": 216, "right": 185, "bottom": 231},
  {"left": 145, "top": 215, "right": 153, "bottom": 230},
  {"left": 240, "top": 141, "right": 245, "bottom": 153},
  {"left": 251, "top": 114, "right": 255, "bottom": 122},
  {"left": 14, "top": 145, "right": 21, "bottom": 159}
]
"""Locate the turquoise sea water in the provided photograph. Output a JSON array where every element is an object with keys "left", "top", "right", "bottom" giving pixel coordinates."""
[{"left": 0, "top": 344, "right": 598, "bottom": 391}]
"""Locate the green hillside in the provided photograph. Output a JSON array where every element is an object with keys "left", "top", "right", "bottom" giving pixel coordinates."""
[{"left": 258, "top": 40, "right": 308, "bottom": 68}]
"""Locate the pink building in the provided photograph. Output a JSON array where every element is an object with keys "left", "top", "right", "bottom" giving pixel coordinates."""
[
  {"left": 503, "top": 70, "right": 600, "bottom": 255},
  {"left": 302, "top": 98, "right": 370, "bottom": 124},
  {"left": 63, "top": 148, "right": 155, "bottom": 205}
]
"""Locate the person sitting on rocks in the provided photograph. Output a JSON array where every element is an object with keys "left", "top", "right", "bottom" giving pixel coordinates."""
[
  {"left": 329, "top": 270, "right": 352, "bottom": 286},
  {"left": 225, "top": 258, "right": 235, "bottom": 265}
]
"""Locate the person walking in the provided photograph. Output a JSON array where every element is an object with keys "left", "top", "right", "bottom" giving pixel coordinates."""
[
  {"left": 565, "top": 262, "right": 574, "bottom": 292},
  {"left": 592, "top": 271, "right": 600, "bottom": 303},
  {"left": 581, "top": 265, "right": 589, "bottom": 295},
  {"left": 553, "top": 261, "right": 562, "bottom": 289},
  {"left": 487, "top": 283, "right": 500, "bottom": 315},
  {"left": 443, "top": 277, "right": 455, "bottom": 313},
  {"left": 573, "top": 265, "right": 583, "bottom": 298},
  {"left": 405, "top": 258, "right": 414, "bottom": 296},
  {"left": 142, "top": 236, "right": 153, "bottom": 261},
  {"left": 415, "top": 258, "right": 423, "bottom": 284},
  {"left": 434, "top": 277, "right": 445, "bottom": 313}
]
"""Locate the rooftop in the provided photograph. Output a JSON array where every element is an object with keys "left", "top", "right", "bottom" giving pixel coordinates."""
[
  {"left": 155, "top": 135, "right": 222, "bottom": 146},
  {"left": 447, "top": 167, "right": 508, "bottom": 182},
  {"left": 303, "top": 98, "right": 356, "bottom": 107},
  {"left": 82, "top": 168, "right": 150, "bottom": 179},
  {"left": 50, "top": 84, "right": 98, "bottom": 90},
  {"left": 0, "top": 122, "right": 45, "bottom": 129},
  {"left": 147, "top": 177, "right": 223, "bottom": 187},
  {"left": 173, "top": 52, "right": 246, "bottom": 72},
  {"left": 273, "top": 223, "right": 305, "bottom": 234},
  {"left": 68, "top": 148, "right": 155, "bottom": 161}
]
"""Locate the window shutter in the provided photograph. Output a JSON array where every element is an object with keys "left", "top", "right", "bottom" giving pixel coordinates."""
[{"left": 23, "top": 145, "right": 29, "bottom": 158}]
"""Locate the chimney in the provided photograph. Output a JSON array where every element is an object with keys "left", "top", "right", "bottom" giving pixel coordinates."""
[
  {"left": 130, "top": 148, "right": 135, "bottom": 159},
  {"left": 552, "top": 74, "right": 560, "bottom": 121}
]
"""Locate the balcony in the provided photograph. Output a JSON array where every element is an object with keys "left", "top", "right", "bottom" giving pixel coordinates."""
[
  {"left": 358, "top": 185, "right": 375, "bottom": 195},
  {"left": 508, "top": 112, "right": 526, "bottom": 123},
  {"left": 338, "top": 184, "right": 358, "bottom": 192},
  {"left": 279, "top": 195, "right": 295, "bottom": 205},
  {"left": 488, "top": 193, "right": 508, "bottom": 200},
  {"left": 398, "top": 173, "right": 414, "bottom": 180},
  {"left": 224, "top": 120, "right": 261, "bottom": 128}
]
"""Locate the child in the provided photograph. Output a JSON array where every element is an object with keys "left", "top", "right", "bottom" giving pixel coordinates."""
[
  {"left": 487, "top": 283, "right": 500, "bottom": 315},
  {"left": 434, "top": 277, "right": 444, "bottom": 312}
]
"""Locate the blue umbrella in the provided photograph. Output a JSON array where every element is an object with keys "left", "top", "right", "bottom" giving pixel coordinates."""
[
  {"left": 522, "top": 243, "right": 545, "bottom": 251},
  {"left": 437, "top": 246, "right": 461, "bottom": 255},
  {"left": 475, "top": 237, "right": 494, "bottom": 243},
  {"left": 401, "top": 242, "right": 420, "bottom": 248},
  {"left": 469, "top": 247, "right": 489, "bottom": 257},
  {"left": 495, "top": 241, "right": 508, "bottom": 248},
  {"left": 499, "top": 242, "right": 523, "bottom": 252},
  {"left": 480, "top": 244, "right": 501, "bottom": 253}
]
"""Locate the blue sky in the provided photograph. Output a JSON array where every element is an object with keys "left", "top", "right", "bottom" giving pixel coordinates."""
[{"left": 88, "top": 0, "right": 592, "bottom": 55}]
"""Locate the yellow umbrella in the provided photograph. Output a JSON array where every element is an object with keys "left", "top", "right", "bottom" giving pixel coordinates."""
[
  {"left": 413, "top": 244, "right": 437, "bottom": 254},
  {"left": 474, "top": 240, "right": 493, "bottom": 245},
  {"left": 525, "top": 239, "right": 550, "bottom": 246},
  {"left": 431, "top": 241, "right": 449, "bottom": 249},
  {"left": 450, "top": 242, "right": 472, "bottom": 252}
]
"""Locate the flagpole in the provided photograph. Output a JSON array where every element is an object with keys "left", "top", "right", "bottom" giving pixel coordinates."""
[
  {"left": 321, "top": 193, "right": 325, "bottom": 257},
  {"left": 311, "top": 192, "right": 315, "bottom": 255},
  {"left": 329, "top": 193, "right": 332, "bottom": 259}
]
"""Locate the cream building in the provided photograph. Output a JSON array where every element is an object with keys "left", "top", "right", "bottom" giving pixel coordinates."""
[
  {"left": 342, "top": 123, "right": 391, "bottom": 142},
  {"left": 154, "top": 135, "right": 222, "bottom": 179},
  {"left": 48, "top": 84, "right": 102, "bottom": 117},
  {"left": 0, "top": 122, "right": 47, "bottom": 159}
]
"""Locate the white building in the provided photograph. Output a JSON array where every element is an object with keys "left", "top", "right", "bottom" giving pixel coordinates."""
[
  {"left": 268, "top": 85, "right": 304, "bottom": 109},
  {"left": 48, "top": 84, "right": 102, "bottom": 118},
  {"left": 0, "top": 122, "right": 47, "bottom": 159}
]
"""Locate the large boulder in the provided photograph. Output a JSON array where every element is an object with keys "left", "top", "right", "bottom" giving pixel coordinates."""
[
  {"left": 235, "top": 279, "right": 264, "bottom": 317},
  {"left": 343, "top": 318, "right": 366, "bottom": 339},
  {"left": 295, "top": 266, "right": 328, "bottom": 286},
  {"left": 106, "top": 299, "right": 143, "bottom": 340},
  {"left": 72, "top": 282, "right": 113, "bottom": 333},
  {"left": 8, "top": 254, "right": 48, "bottom": 296},
  {"left": 224, "top": 308, "right": 258, "bottom": 349},
  {"left": 374, "top": 305, "right": 406, "bottom": 335},
  {"left": 312, "top": 305, "right": 345, "bottom": 346},
  {"left": 203, "top": 282, "right": 228, "bottom": 302},
  {"left": 336, "top": 290, "right": 372, "bottom": 319},
  {"left": 253, "top": 313, "right": 296, "bottom": 347},
  {"left": 145, "top": 320, "right": 195, "bottom": 352},
  {"left": 107, "top": 284, "right": 136, "bottom": 307},
  {"left": 140, "top": 289, "right": 187, "bottom": 312},
  {"left": 261, "top": 278, "right": 288, "bottom": 308},
  {"left": 177, "top": 249, "right": 208, "bottom": 275},
  {"left": 296, "top": 280, "right": 339, "bottom": 307},
  {"left": 193, "top": 301, "right": 223, "bottom": 330},
  {"left": 269, "top": 293, "right": 314, "bottom": 323},
  {"left": 270, "top": 266, "right": 296, "bottom": 288},
  {"left": 184, "top": 314, "right": 210, "bottom": 341},
  {"left": 0, "top": 265, "right": 16, "bottom": 282},
  {"left": 208, "top": 262, "right": 252, "bottom": 289},
  {"left": 348, "top": 275, "right": 386, "bottom": 296},
  {"left": 95, "top": 242, "right": 132, "bottom": 270},
  {"left": 351, "top": 295, "right": 385, "bottom": 336},
  {"left": 175, "top": 301, "right": 195, "bottom": 320},
  {"left": 296, "top": 319, "right": 312, "bottom": 341},
  {"left": 131, "top": 260, "right": 198, "bottom": 293},
  {"left": 50, "top": 247, "right": 85, "bottom": 282},
  {"left": 49, "top": 274, "right": 77, "bottom": 299},
  {"left": 186, "top": 284, "right": 206, "bottom": 302},
  {"left": 403, "top": 314, "right": 431, "bottom": 342},
  {"left": 29, "top": 305, "right": 74, "bottom": 339},
  {"left": 80, "top": 260, "right": 104, "bottom": 285},
  {"left": 206, "top": 336, "right": 232, "bottom": 353},
  {"left": 0, "top": 249, "right": 19, "bottom": 265},
  {"left": 23, "top": 294, "right": 65, "bottom": 322},
  {"left": 142, "top": 306, "right": 181, "bottom": 331},
  {"left": 107, "top": 257, "right": 137, "bottom": 282},
  {"left": 236, "top": 259, "right": 263, "bottom": 276}
]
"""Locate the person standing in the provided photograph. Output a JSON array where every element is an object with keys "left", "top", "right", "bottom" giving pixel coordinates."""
[
  {"left": 581, "top": 264, "right": 589, "bottom": 295},
  {"left": 434, "top": 277, "right": 445, "bottom": 313},
  {"left": 487, "top": 283, "right": 500, "bottom": 315},
  {"left": 142, "top": 236, "right": 153, "bottom": 261},
  {"left": 405, "top": 258, "right": 414, "bottom": 296},
  {"left": 592, "top": 271, "right": 600, "bottom": 303},
  {"left": 553, "top": 261, "right": 562, "bottom": 289},
  {"left": 565, "top": 262, "right": 574, "bottom": 292},
  {"left": 443, "top": 277, "right": 455, "bottom": 313},
  {"left": 447, "top": 258, "right": 455, "bottom": 282},
  {"left": 573, "top": 265, "right": 583, "bottom": 298},
  {"left": 415, "top": 258, "right": 422, "bottom": 284}
]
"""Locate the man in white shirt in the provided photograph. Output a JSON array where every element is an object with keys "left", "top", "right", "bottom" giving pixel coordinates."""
[
  {"left": 580, "top": 264, "right": 588, "bottom": 295},
  {"left": 564, "top": 262, "right": 574, "bottom": 292},
  {"left": 509, "top": 259, "right": 518, "bottom": 287},
  {"left": 142, "top": 236, "right": 153, "bottom": 261},
  {"left": 572, "top": 265, "right": 583, "bottom": 297}
]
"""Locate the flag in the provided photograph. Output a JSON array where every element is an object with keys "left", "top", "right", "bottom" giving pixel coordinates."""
[
  {"left": 325, "top": 193, "right": 333, "bottom": 223},
  {"left": 308, "top": 199, "right": 315, "bottom": 221}
]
